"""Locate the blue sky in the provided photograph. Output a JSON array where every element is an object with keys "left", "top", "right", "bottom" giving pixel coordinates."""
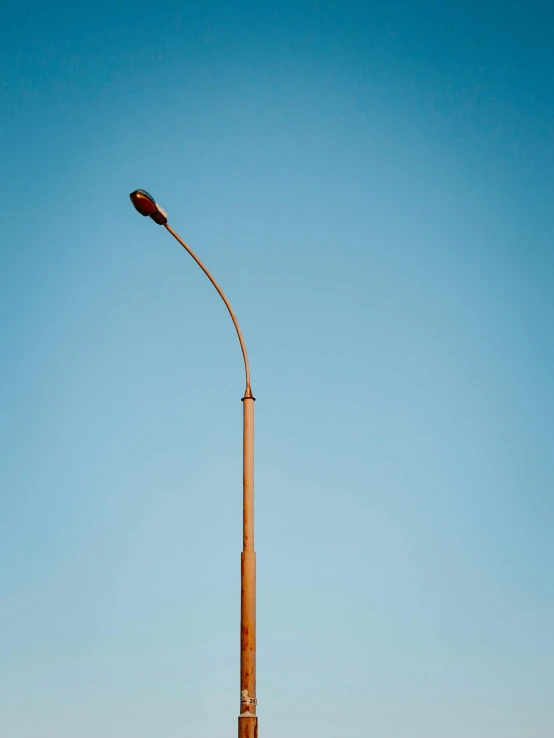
[{"left": 1, "top": 2, "right": 553, "bottom": 737}]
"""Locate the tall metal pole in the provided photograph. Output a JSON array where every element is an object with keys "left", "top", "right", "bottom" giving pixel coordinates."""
[
  {"left": 162, "top": 224, "right": 258, "bottom": 738},
  {"left": 240, "top": 392, "right": 257, "bottom": 738}
]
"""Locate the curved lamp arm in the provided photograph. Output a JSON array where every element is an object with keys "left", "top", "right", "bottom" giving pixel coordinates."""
[
  {"left": 164, "top": 223, "right": 253, "bottom": 399},
  {"left": 128, "top": 188, "right": 253, "bottom": 399}
]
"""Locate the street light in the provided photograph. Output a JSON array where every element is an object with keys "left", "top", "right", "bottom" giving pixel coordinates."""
[{"left": 129, "top": 189, "right": 258, "bottom": 738}]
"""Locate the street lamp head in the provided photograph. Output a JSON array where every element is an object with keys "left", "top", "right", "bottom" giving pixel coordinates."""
[{"left": 129, "top": 189, "right": 168, "bottom": 225}]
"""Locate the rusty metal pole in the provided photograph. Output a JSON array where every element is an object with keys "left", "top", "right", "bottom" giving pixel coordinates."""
[
  {"left": 160, "top": 223, "right": 258, "bottom": 738},
  {"left": 239, "top": 390, "right": 257, "bottom": 738}
]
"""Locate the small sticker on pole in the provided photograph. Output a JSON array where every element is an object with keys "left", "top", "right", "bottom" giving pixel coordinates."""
[{"left": 241, "top": 690, "right": 257, "bottom": 706}]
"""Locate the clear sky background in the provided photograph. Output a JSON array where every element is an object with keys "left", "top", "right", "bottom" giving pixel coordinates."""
[{"left": 1, "top": 2, "right": 553, "bottom": 737}]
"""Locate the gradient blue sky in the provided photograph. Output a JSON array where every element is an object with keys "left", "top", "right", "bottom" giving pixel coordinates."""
[{"left": 1, "top": 2, "right": 553, "bottom": 737}]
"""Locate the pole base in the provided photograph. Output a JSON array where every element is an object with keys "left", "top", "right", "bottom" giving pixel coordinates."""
[{"left": 238, "top": 715, "right": 258, "bottom": 738}]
